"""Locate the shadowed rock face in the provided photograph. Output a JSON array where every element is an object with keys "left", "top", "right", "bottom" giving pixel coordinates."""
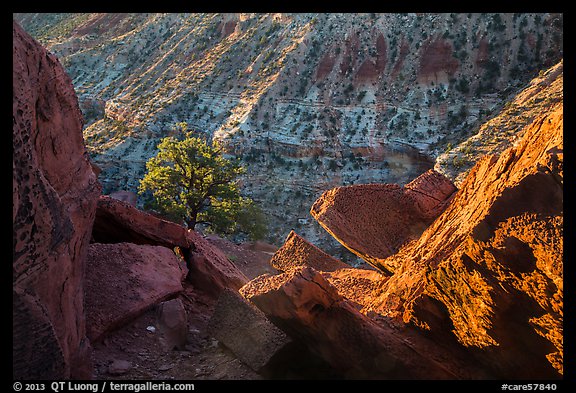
[
  {"left": 240, "top": 266, "right": 464, "bottom": 379},
  {"left": 208, "top": 289, "right": 293, "bottom": 373},
  {"left": 85, "top": 243, "right": 186, "bottom": 343},
  {"left": 12, "top": 21, "right": 101, "bottom": 379},
  {"left": 92, "top": 195, "right": 248, "bottom": 296},
  {"left": 310, "top": 169, "right": 456, "bottom": 274}
]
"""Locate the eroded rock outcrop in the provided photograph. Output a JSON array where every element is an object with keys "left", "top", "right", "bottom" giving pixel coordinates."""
[
  {"left": 240, "top": 266, "right": 465, "bottom": 379},
  {"left": 310, "top": 169, "right": 456, "bottom": 274},
  {"left": 85, "top": 243, "right": 187, "bottom": 342},
  {"left": 13, "top": 21, "right": 101, "bottom": 379},
  {"left": 367, "top": 102, "right": 563, "bottom": 378},
  {"left": 269, "top": 230, "right": 382, "bottom": 310}
]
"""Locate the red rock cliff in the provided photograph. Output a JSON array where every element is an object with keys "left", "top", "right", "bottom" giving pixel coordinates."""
[{"left": 13, "top": 21, "right": 101, "bottom": 379}]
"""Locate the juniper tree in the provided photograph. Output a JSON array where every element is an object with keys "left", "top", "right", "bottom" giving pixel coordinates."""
[{"left": 139, "top": 127, "right": 266, "bottom": 240}]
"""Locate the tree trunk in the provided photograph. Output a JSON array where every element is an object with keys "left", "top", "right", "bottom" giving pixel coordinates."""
[{"left": 185, "top": 215, "right": 197, "bottom": 230}]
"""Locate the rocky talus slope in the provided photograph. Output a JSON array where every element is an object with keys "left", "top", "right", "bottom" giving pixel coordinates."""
[{"left": 14, "top": 13, "right": 563, "bottom": 256}]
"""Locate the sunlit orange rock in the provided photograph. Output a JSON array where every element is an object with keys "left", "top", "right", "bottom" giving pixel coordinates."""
[
  {"left": 367, "top": 102, "right": 563, "bottom": 378},
  {"left": 310, "top": 169, "right": 456, "bottom": 274},
  {"left": 269, "top": 230, "right": 350, "bottom": 272},
  {"left": 240, "top": 266, "right": 474, "bottom": 379}
]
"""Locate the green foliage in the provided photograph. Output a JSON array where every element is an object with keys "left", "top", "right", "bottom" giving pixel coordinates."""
[{"left": 138, "top": 129, "right": 267, "bottom": 240}]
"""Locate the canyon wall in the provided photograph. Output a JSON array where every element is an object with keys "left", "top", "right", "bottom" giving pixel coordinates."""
[{"left": 14, "top": 13, "right": 563, "bottom": 255}]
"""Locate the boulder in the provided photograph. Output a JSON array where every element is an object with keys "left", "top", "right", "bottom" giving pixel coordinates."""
[
  {"left": 84, "top": 243, "right": 186, "bottom": 342},
  {"left": 13, "top": 21, "right": 101, "bottom": 379},
  {"left": 310, "top": 170, "right": 456, "bottom": 273},
  {"left": 92, "top": 195, "right": 248, "bottom": 296},
  {"left": 92, "top": 195, "right": 191, "bottom": 249},
  {"left": 240, "top": 266, "right": 459, "bottom": 379},
  {"left": 156, "top": 298, "right": 188, "bottom": 351},
  {"left": 185, "top": 230, "right": 249, "bottom": 297},
  {"left": 270, "top": 230, "right": 350, "bottom": 272},
  {"left": 208, "top": 289, "right": 293, "bottom": 373}
]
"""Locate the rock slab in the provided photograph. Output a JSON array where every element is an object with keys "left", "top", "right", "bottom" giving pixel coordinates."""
[
  {"left": 208, "top": 289, "right": 292, "bottom": 372},
  {"left": 310, "top": 169, "right": 456, "bottom": 273},
  {"left": 85, "top": 243, "right": 186, "bottom": 342},
  {"left": 92, "top": 195, "right": 248, "bottom": 296},
  {"left": 240, "top": 266, "right": 458, "bottom": 379}
]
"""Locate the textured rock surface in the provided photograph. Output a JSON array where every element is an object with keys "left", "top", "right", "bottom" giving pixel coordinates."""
[
  {"left": 269, "top": 230, "right": 382, "bottom": 310},
  {"left": 310, "top": 170, "right": 455, "bottom": 273},
  {"left": 320, "top": 268, "right": 383, "bottom": 311},
  {"left": 185, "top": 230, "right": 249, "bottom": 296},
  {"left": 270, "top": 230, "right": 350, "bottom": 273},
  {"left": 156, "top": 298, "right": 188, "bottom": 351},
  {"left": 92, "top": 195, "right": 192, "bottom": 248},
  {"left": 240, "top": 266, "right": 463, "bottom": 379},
  {"left": 92, "top": 195, "right": 248, "bottom": 296},
  {"left": 85, "top": 243, "right": 186, "bottom": 342},
  {"left": 367, "top": 102, "right": 563, "bottom": 378},
  {"left": 12, "top": 21, "right": 101, "bottom": 379},
  {"left": 208, "top": 289, "right": 292, "bottom": 372},
  {"left": 404, "top": 169, "right": 458, "bottom": 219}
]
